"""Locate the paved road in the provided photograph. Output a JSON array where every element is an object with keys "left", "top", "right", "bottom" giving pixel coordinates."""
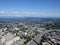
[
  {"left": 27, "top": 32, "right": 43, "bottom": 45},
  {"left": 28, "top": 30, "right": 60, "bottom": 45},
  {"left": 27, "top": 32, "right": 44, "bottom": 45}
]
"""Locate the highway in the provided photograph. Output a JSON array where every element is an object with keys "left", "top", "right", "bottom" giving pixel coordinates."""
[{"left": 28, "top": 30, "right": 60, "bottom": 45}]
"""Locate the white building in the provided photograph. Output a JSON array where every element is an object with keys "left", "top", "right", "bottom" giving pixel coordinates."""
[
  {"left": 0, "top": 33, "right": 21, "bottom": 45},
  {"left": 42, "top": 42, "right": 50, "bottom": 45},
  {"left": 5, "top": 36, "right": 20, "bottom": 45}
]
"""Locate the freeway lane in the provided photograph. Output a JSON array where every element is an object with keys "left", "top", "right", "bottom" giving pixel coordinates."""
[
  {"left": 28, "top": 30, "right": 60, "bottom": 45},
  {"left": 28, "top": 31, "right": 45, "bottom": 45}
]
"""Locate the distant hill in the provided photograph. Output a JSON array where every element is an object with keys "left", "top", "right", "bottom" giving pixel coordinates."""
[{"left": 0, "top": 16, "right": 60, "bottom": 22}]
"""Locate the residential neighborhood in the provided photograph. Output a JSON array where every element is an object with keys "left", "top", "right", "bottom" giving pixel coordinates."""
[{"left": 0, "top": 21, "right": 60, "bottom": 45}]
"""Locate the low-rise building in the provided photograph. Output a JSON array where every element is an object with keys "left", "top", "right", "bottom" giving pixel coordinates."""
[
  {"left": 0, "top": 33, "right": 24, "bottom": 45},
  {"left": 42, "top": 42, "right": 50, "bottom": 45}
]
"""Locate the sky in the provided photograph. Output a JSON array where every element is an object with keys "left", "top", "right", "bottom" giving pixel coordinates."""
[{"left": 0, "top": 0, "right": 60, "bottom": 17}]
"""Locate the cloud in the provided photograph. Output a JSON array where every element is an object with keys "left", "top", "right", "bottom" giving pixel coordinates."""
[
  {"left": 0, "top": 11, "right": 41, "bottom": 17},
  {"left": 0, "top": 11, "right": 60, "bottom": 17},
  {"left": 0, "top": 11, "right": 4, "bottom": 13}
]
